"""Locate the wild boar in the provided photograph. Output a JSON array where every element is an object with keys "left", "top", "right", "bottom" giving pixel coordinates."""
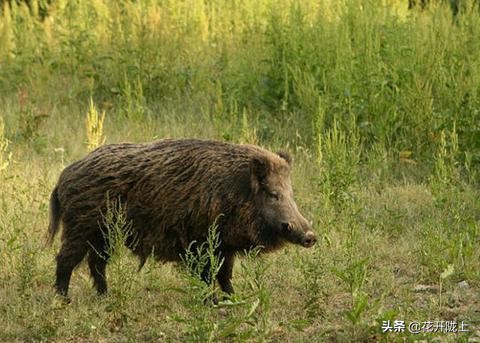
[{"left": 47, "top": 139, "right": 316, "bottom": 297}]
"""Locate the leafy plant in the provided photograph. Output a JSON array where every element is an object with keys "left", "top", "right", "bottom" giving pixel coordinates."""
[
  {"left": 97, "top": 197, "right": 137, "bottom": 330},
  {"left": 317, "top": 118, "right": 361, "bottom": 207},
  {"left": 170, "top": 224, "right": 268, "bottom": 342},
  {"left": 180, "top": 220, "right": 224, "bottom": 304}
]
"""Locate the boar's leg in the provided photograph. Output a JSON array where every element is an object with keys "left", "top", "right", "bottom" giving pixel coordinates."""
[
  {"left": 217, "top": 251, "right": 235, "bottom": 294},
  {"left": 197, "top": 250, "right": 235, "bottom": 295},
  {"left": 88, "top": 249, "right": 109, "bottom": 295},
  {"left": 55, "top": 242, "right": 88, "bottom": 297},
  {"left": 86, "top": 236, "right": 111, "bottom": 295}
]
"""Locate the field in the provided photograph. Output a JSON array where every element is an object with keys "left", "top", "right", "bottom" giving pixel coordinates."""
[{"left": 1, "top": 0, "right": 480, "bottom": 341}]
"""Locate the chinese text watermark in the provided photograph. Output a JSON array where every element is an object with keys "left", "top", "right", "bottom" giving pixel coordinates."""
[{"left": 382, "top": 320, "right": 469, "bottom": 334}]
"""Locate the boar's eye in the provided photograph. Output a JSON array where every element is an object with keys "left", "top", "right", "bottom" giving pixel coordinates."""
[{"left": 267, "top": 190, "right": 279, "bottom": 201}]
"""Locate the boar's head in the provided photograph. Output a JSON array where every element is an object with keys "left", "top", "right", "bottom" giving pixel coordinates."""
[{"left": 250, "top": 151, "right": 316, "bottom": 250}]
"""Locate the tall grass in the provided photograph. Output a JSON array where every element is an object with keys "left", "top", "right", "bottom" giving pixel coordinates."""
[
  {"left": 85, "top": 97, "right": 106, "bottom": 151},
  {"left": 1, "top": 0, "right": 479, "bottom": 161},
  {"left": 0, "top": 117, "right": 12, "bottom": 172},
  {"left": 0, "top": 0, "right": 479, "bottom": 341}
]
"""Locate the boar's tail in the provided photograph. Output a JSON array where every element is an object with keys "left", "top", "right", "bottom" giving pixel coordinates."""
[{"left": 46, "top": 186, "right": 62, "bottom": 245}]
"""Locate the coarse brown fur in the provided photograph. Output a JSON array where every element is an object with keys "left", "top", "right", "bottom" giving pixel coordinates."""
[{"left": 48, "top": 139, "right": 316, "bottom": 297}]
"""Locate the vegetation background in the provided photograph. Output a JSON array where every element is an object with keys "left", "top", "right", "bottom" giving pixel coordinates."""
[{"left": 0, "top": 0, "right": 479, "bottom": 341}]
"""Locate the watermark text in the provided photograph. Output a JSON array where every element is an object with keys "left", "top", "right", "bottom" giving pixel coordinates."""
[{"left": 382, "top": 320, "right": 469, "bottom": 334}]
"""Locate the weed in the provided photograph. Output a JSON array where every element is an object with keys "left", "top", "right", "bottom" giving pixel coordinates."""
[
  {"left": 237, "top": 247, "right": 273, "bottom": 339},
  {"left": 14, "top": 97, "right": 49, "bottom": 152},
  {"left": 97, "top": 197, "right": 137, "bottom": 330},
  {"left": 119, "top": 76, "right": 147, "bottom": 121},
  {"left": 432, "top": 126, "right": 460, "bottom": 188},
  {"left": 439, "top": 263, "right": 454, "bottom": 311},
  {"left": 180, "top": 221, "right": 224, "bottom": 304},
  {"left": 0, "top": 118, "right": 12, "bottom": 173},
  {"left": 85, "top": 98, "right": 106, "bottom": 151},
  {"left": 299, "top": 244, "right": 327, "bottom": 321},
  {"left": 316, "top": 118, "right": 361, "bottom": 207},
  {"left": 170, "top": 224, "right": 269, "bottom": 342}
]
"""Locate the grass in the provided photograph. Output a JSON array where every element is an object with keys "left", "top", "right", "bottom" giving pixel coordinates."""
[{"left": 0, "top": 0, "right": 480, "bottom": 341}]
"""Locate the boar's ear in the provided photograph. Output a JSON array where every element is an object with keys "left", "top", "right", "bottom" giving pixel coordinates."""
[
  {"left": 250, "top": 156, "right": 268, "bottom": 193},
  {"left": 276, "top": 151, "right": 292, "bottom": 166}
]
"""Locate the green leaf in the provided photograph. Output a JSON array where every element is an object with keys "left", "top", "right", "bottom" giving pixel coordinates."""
[{"left": 346, "top": 293, "right": 368, "bottom": 325}]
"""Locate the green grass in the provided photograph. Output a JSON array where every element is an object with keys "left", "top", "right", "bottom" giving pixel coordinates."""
[{"left": 1, "top": 0, "right": 480, "bottom": 341}]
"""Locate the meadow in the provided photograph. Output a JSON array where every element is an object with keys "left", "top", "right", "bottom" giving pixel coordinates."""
[{"left": 0, "top": 0, "right": 479, "bottom": 341}]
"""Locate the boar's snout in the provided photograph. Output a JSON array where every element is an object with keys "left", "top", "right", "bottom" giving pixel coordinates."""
[
  {"left": 302, "top": 230, "right": 317, "bottom": 248},
  {"left": 282, "top": 221, "right": 317, "bottom": 248}
]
